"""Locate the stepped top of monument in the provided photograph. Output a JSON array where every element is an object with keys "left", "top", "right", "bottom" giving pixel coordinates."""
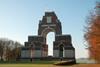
[{"left": 44, "top": 11, "right": 57, "bottom": 17}]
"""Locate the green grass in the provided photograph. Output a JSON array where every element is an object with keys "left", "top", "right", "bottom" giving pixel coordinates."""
[
  {"left": 0, "top": 61, "right": 56, "bottom": 67},
  {"left": 0, "top": 60, "right": 55, "bottom": 64},
  {"left": 0, "top": 64, "right": 54, "bottom": 67}
]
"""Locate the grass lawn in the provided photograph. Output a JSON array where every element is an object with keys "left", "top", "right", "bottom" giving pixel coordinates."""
[
  {"left": 0, "top": 64, "right": 100, "bottom": 67},
  {"left": 0, "top": 60, "right": 55, "bottom": 64},
  {"left": 0, "top": 64, "right": 54, "bottom": 67},
  {"left": 0, "top": 60, "right": 100, "bottom": 67},
  {"left": 0, "top": 61, "right": 58, "bottom": 67}
]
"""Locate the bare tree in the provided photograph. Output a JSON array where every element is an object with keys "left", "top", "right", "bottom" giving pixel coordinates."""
[
  {"left": 0, "top": 38, "right": 22, "bottom": 61},
  {"left": 0, "top": 40, "right": 4, "bottom": 61}
]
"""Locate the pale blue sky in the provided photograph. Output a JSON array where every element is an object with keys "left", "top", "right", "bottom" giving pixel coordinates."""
[{"left": 0, "top": 0, "right": 99, "bottom": 58}]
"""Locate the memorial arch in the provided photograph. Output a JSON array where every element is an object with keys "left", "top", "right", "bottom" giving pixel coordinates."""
[
  {"left": 21, "top": 12, "right": 75, "bottom": 60},
  {"left": 40, "top": 27, "right": 55, "bottom": 38}
]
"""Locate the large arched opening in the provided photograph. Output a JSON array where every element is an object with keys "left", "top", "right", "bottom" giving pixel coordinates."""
[{"left": 46, "top": 32, "right": 55, "bottom": 56}]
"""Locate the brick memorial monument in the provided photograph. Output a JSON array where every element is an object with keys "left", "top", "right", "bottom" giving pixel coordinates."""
[{"left": 21, "top": 12, "right": 75, "bottom": 61}]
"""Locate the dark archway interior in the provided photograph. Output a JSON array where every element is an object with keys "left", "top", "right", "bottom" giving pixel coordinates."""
[{"left": 59, "top": 44, "right": 64, "bottom": 57}]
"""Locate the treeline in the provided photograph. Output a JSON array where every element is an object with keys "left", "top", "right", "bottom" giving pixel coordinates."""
[{"left": 0, "top": 38, "right": 22, "bottom": 61}]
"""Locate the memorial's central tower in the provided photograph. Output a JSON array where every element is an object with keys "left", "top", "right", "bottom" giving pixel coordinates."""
[
  {"left": 38, "top": 12, "right": 62, "bottom": 43},
  {"left": 38, "top": 12, "right": 62, "bottom": 38}
]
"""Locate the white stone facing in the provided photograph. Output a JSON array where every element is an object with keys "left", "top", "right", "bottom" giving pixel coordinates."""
[
  {"left": 33, "top": 50, "right": 42, "bottom": 57},
  {"left": 47, "top": 16, "right": 51, "bottom": 23},
  {"left": 21, "top": 50, "right": 30, "bottom": 58},
  {"left": 42, "top": 51, "right": 48, "bottom": 57},
  {"left": 53, "top": 50, "right": 59, "bottom": 57},
  {"left": 63, "top": 50, "right": 75, "bottom": 58},
  {"left": 41, "top": 24, "right": 56, "bottom": 27},
  {"left": 30, "top": 50, "right": 34, "bottom": 58}
]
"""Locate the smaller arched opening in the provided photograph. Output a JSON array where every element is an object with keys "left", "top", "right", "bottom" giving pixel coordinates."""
[{"left": 59, "top": 44, "right": 64, "bottom": 57}]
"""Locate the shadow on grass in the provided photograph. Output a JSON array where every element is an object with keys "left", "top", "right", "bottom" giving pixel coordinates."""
[{"left": 53, "top": 60, "right": 77, "bottom": 66}]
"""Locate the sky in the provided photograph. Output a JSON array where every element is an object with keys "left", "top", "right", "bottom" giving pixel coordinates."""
[{"left": 0, "top": 0, "right": 99, "bottom": 58}]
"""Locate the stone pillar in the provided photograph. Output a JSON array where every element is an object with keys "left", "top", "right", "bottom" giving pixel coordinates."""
[{"left": 42, "top": 44, "right": 48, "bottom": 57}]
